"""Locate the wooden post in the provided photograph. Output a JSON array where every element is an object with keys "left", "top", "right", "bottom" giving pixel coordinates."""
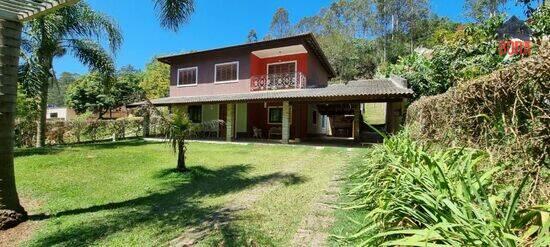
[
  {"left": 0, "top": 19, "right": 27, "bottom": 227},
  {"left": 282, "top": 101, "right": 290, "bottom": 144},
  {"left": 226, "top": 103, "right": 234, "bottom": 142},
  {"left": 353, "top": 104, "right": 361, "bottom": 141}
]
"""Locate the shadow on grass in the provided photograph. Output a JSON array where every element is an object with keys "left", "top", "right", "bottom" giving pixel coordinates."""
[
  {"left": 27, "top": 164, "right": 306, "bottom": 246},
  {"left": 14, "top": 140, "right": 151, "bottom": 158}
]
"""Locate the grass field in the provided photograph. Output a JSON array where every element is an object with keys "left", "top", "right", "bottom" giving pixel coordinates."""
[{"left": 11, "top": 140, "right": 359, "bottom": 246}]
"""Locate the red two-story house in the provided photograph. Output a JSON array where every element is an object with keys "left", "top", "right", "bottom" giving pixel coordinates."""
[{"left": 138, "top": 33, "right": 413, "bottom": 143}]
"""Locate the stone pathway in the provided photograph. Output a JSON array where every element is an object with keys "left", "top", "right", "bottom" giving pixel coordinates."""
[{"left": 290, "top": 172, "right": 344, "bottom": 247}]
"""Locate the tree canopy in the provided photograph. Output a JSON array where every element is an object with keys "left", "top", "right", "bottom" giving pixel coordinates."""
[
  {"left": 66, "top": 67, "right": 143, "bottom": 118},
  {"left": 140, "top": 58, "right": 170, "bottom": 99}
]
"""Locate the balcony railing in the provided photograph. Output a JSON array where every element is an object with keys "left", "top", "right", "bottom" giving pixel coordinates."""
[{"left": 250, "top": 72, "right": 307, "bottom": 91}]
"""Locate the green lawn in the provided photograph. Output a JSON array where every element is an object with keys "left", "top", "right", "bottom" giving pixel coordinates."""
[{"left": 13, "top": 140, "right": 359, "bottom": 246}]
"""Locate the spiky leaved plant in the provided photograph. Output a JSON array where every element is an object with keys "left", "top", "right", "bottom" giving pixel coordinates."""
[{"left": 145, "top": 101, "right": 222, "bottom": 172}]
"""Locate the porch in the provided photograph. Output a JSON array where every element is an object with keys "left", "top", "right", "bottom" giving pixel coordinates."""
[{"left": 133, "top": 77, "right": 413, "bottom": 144}]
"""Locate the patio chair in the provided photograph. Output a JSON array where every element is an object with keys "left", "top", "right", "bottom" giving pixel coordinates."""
[
  {"left": 268, "top": 127, "right": 282, "bottom": 139},
  {"left": 253, "top": 126, "right": 263, "bottom": 139}
]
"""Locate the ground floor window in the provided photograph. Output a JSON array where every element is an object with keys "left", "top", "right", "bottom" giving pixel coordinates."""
[
  {"left": 268, "top": 107, "right": 283, "bottom": 124},
  {"left": 188, "top": 105, "right": 202, "bottom": 123}
]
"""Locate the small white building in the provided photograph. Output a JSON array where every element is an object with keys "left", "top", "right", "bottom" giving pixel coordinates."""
[{"left": 46, "top": 107, "right": 76, "bottom": 121}]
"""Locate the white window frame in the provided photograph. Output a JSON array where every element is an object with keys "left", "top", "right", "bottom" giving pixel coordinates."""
[
  {"left": 266, "top": 60, "right": 297, "bottom": 75},
  {"left": 214, "top": 61, "right": 239, "bottom": 84},
  {"left": 176, "top": 67, "right": 198, "bottom": 87},
  {"left": 267, "top": 106, "right": 283, "bottom": 125}
]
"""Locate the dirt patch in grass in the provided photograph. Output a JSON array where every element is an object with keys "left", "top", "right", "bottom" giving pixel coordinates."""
[{"left": 0, "top": 198, "right": 42, "bottom": 247}]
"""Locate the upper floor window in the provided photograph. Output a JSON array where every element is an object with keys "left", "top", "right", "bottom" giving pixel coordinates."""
[
  {"left": 177, "top": 67, "right": 198, "bottom": 87},
  {"left": 215, "top": 61, "right": 239, "bottom": 83}
]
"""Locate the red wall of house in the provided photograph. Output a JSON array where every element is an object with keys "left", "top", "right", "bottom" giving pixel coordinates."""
[
  {"left": 246, "top": 102, "right": 308, "bottom": 139},
  {"left": 250, "top": 53, "right": 308, "bottom": 77}
]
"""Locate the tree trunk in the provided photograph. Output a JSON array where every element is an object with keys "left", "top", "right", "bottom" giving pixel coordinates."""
[
  {"left": 176, "top": 140, "right": 187, "bottom": 172},
  {"left": 0, "top": 19, "right": 27, "bottom": 229},
  {"left": 36, "top": 82, "right": 48, "bottom": 147}
]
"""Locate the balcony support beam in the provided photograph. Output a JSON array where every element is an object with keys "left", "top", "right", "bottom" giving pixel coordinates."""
[{"left": 282, "top": 101, "right": 290, "bottom": 144}]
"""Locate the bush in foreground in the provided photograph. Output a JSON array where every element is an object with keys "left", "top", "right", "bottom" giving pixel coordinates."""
[{"left": 334, "top": 131, "right": 549, "bottom": 246}]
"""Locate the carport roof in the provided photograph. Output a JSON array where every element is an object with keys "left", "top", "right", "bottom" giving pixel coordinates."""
[{"left": 130, "top": 78, "right": 414, "bottom": 106}]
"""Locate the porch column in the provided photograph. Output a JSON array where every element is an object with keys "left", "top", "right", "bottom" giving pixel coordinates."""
[
  {"left": 282, "top": 101, "right": 290, "bottom": 144},
  {"left": 226, "top": 103, "right": 234, "bottom": 142},
  {"left": 353, "top": 104, "right": 361, "bottom": 141}
]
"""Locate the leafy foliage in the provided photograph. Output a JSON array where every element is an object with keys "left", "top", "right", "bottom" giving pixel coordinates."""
[
  {"left": 269, "top": 7, "right": 292, "bottom": 39},
  {"left": 153, "top": 0, "right": 194, "bottom": 31},
  {"left": 246, "top": 29, "right": 258, "bottom": 43},
  {"left": 407, "top": 40, "right": 550, "bottom": 205},
  {"left": 19, "top": 1, "right": 122, "bottom": 147},
  {"left": 15, "top": 90, "right": 39, "bottom": 147},
  {"left": 139, "top": 58, "right": 170, "bottom": 99},
  {"left": 281, "top": 0, "right": 453, "bottom": 81},
  {"left": 47, "top": 72, "right": 79, "bottom": 107},
  {"left": 381, "top": 16, "right": 507, "bottom": 99},
  {"left": 528, "top": 3, "right": 550, "bottom": 42},
  {"left": 464, "top": 0, "right": 508, "bottom": 21},
  {"left": 335, "top": 131, "right": 549, "bottom": 246},
  {"left": 65, "top": 68, "right": 143, "bottom": 118}
]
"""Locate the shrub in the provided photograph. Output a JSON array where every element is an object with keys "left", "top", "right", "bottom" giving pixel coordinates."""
[
  {"left": 335, "top": 131, "right": 548, "bottom": 246},
  {"left": 407, "top": 41, "right": 549, "bottom": 205},
  {"left": 69, "top": 112, "right": 93, "bottom": 143},
  {"left": 46, "top": 121, "right": 67, "bottom": 145}
]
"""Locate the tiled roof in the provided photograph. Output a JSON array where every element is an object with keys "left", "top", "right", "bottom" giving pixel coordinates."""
[{"left": 131, "top": 79, "right": 413, "bottom": 106}]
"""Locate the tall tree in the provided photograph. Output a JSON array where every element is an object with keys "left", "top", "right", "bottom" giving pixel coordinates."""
[
  {"left": 246, "top": 29, "right": 258, "bottom": 43},
  {"left": 66, "top": 68, "right": 143, "bottom": 118},
  {"left": 464, "top": 0, "right": 508, "bottom": 21},
  {"left": 140, "top": 58, "right": 170, "bottom": 99},
  {"left": 269, "top": 7, "right": 292, "bottom": 38},
  {"left": 47, "top": 72, "right": 79, "bottom": 107},
  {"left": 20, "top": 2, "right": 122, "bottom": 148}
]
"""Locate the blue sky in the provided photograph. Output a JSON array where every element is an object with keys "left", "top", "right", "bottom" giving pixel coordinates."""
[{"left": 54, "top": 0, "right": 526, "bottom": 75}]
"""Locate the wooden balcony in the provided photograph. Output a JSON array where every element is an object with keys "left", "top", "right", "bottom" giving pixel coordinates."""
[{"left": 250, "top": 72, "right": 307, "bottom": 91}]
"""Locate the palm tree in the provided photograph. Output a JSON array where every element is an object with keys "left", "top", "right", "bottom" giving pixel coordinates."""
[
  {"left": 1, "top": 0, "right": 195, "bottom": 230},
  {"left": 146, "top": 101, "right": 220, "bottom": 172},
  {"left": 20, "top": 1, "right": 122, "bottom": 147},
  {"left": 152, "top": 0, "right": 195, "bottom": 31},
  {"left": 150, "top": 0, "right": 199, "bottom": 172}
]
